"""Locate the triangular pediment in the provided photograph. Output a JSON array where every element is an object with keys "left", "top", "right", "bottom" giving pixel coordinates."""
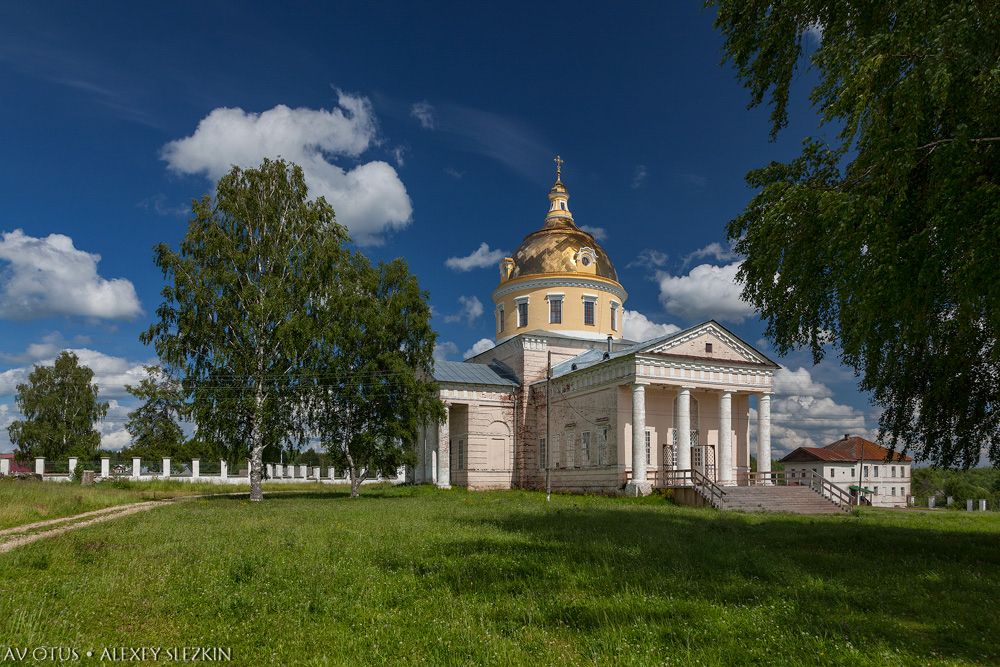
[{"left": 637, "top": 321, "right": 776, "bottom": 366}]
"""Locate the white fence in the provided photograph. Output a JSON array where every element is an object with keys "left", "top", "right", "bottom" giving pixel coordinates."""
[{"left": 0, "top": 456, "right": 405, "bottom": 486}]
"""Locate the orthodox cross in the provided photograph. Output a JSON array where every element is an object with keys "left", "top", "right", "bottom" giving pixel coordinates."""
[{"left": 554, "top": 155, "right": 563, "bottom": 181}]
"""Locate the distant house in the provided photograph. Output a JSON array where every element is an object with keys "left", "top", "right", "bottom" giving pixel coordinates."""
[
  {"left": 779, "top": 435, "right": 912, "bottom": 508},
  {"left": 0, "top": 453, "right": 32, "bottom": 475}
]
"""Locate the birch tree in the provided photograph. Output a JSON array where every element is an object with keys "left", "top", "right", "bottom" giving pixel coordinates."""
[
  {"left": 142, "top": 159, "right": 347, "bottom": 500},
  {"left": 309, "top": 252, "right": 443, "bottom": 497},
  {"left": 8, "top": 351, "right": 108, "bottom": 461},
  {"left": 712, "top": 0, "right": 1000, "bottom": 467}
]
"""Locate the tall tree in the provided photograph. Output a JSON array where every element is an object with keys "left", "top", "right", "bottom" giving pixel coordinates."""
[
  {"left": 8, "top": 351, "right": 109, "bottom": 461},
  {"left": 122, "top": 365, "right": 188, "bottom": 461},
  {"left": 309, "top": 252, "right": 443, "bottom": 497},
  {"left": 142, "top": 159, "right": 348, "bottom": 500},
  {"left": 711, "top": 0, "right": 1000, "bottom": 467}
]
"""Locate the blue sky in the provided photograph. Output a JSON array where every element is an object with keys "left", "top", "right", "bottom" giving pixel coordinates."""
[{"left": 0, "top": 1, "right": 870, "bottom": 454}]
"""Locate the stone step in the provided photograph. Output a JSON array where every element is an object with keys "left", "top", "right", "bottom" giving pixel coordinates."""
[{"left": 690, "top": 484, "right": 850, "bottom": 515}]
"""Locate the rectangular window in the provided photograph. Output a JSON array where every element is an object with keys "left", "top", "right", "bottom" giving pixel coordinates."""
[
  {"left": 549, "top": 298, "right": 562, "bottom": 324},
  {"left": 873, "top": 465, "right": 879, "bottom": 477},
  {"left": 497, "top": 306, "right": 505, "bottom": 333},
  {"left": 517, "top": 301, "right": 529, "bottom": 327},
  {"left": 610, "top": 303, "right": 618, "bottom": 331},
  {"left": 538, "top": 437, "right": 546, "bottom": 469},
  {"left": 864, "top": 465, "right": 869, "bottom": 478},
  {"left": 891, "top": 486, "right": 896, "bottom": 496},
  {"left": 564, "top": 431, "right": 575, "bottom": 468},
  {"left": 599, "top": 428, "right": 608, "bottom": 465},
  {"left": 581, "top": 431, "right": 591, "bottom": 466},
  {"left": 644, "top": 430, "right": 652, "bottom": 466},
  {"left": 584, "top": 300, "right": 595, "bottom": 326},
  {"left": 891, "top": 465, "right": 896, "bottom": 477}
]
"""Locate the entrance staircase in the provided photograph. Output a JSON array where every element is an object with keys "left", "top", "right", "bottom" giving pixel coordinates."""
[{"left": 661, "top": 469, "right": 852, "bottom": 515}]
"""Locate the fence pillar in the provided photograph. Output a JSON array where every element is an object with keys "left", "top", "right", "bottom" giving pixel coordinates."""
[
  {"left": 101, "top": 457, "right": 110, "bottom": 478},
  {"left": 220, "top": 460, "right": 228, "bottom": 480},
  {"left": 35, "top": 457, "right": 45, "bottom": 475},
  {"left": 299, "top": 464, "right": 308, "bottom": 478},
  {"left": 266, "top": 463, "right": 274, "bottom": 479},
  {"left": 68, "top": 457, "right": 78, "bottom": 477},
  {"left": 947, "top": 496, "right": 954, "bottom": 506},
  {"left": 967, "top": 499, "right": 974, "bottom": 511},
  {"left": 162, "top": 457, "right": 171, "bottom": 478},
  {"left": 0, "top": 458, "right": 9, "bottom": 476},
  {"left": 192, "top": 459, "right": 200, "bottom": 479},
  {"left": 328, "top": 466, "right": 336, "bottom": 480},
  {"left": 980, "top": 499, "right": 988, "bottom": 511},
  {"left": 928, "top": 496, "right": 936, "bottom": 509},
  {"left": 132, "top": 457, "right": 141, "bottom": 479},
  {"left": 311, "top": 466, "right": 320, "bottom": 479},
  {"left": 274, "top": 463, "right": 283, "bottom": 478}
]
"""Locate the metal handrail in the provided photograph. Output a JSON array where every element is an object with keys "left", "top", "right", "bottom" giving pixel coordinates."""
[{"left": 803, "top": 470, "right": 853, "bottom": 511}]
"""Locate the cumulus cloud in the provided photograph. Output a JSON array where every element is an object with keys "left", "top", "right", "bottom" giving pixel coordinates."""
[
  {"left": 433, "top": 341, "right": 458, "bottom": 362},
  {"left": 0, "top": 346, "right": 150, "bottom": 399},
  {"left": 464, "top": 338, "right": 495, "bottom": 360},
  {"left": 98, "top": 399, "right": 133, "bottom": 450},
  {"left": 410, "top": 101, "right": 436, "bottom": 129},
  {"left": 682, "top": 242, "right": 739, "bottom": 267},
  {"left": 631, "top": 165, "right": 648, "bottom": 189},
  {"left": 656, "top": 261, "right": 756, "bottom": 323},
  {"left": 445, "top": 242, "right": 507, "bottom": 272},
  {"left": 444, "top": 295, "right": 484, "bottom": 325},
  {"left": 767, "top": 366, "right": 873, "bottom": 456},
  {"left": 622, "top": 310, "right": 681, "bottom": 342},
  {"left": 579, "top": 225, "right": 608, "bottom": 242},
  {"left": 627, "top": 248, "right": 668, "bottom": 270},
  {"left": 161, "top": 91, "right": 412, "bottom": 245},
  {"left": 0, "top": 230, "right": 141, "bottom": 321}
]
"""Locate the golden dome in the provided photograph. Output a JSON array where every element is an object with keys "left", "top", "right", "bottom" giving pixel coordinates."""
[{"left": 503, "top": 171, "right": 618, "bottom": 281}]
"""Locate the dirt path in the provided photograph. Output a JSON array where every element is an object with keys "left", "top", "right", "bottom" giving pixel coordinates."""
[{"left": 0, "top": 491, "right": 256, "bottom": 555}]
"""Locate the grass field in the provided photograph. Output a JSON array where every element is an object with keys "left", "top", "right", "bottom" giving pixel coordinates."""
[
  {"left": 0, "top": 478, "right": 329, "bottom": 530},
  {"left": 1, "top": 485, "right": 997, "bottom": 665}
]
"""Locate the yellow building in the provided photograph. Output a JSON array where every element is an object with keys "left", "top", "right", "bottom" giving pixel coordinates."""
[{"left": 416, "top": 159, "right": 786, "bottom": 503}]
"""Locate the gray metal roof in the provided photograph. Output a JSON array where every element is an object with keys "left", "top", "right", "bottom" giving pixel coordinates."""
[{"left": 433, "top": 360, "right": 519, "bottom": 388}]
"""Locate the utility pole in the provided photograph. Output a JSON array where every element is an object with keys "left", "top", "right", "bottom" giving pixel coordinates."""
[{"left": 545, "top": 350, "right": 552, "bottom": 502}]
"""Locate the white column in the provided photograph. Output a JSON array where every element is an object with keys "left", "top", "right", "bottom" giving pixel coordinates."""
[
  {"left": 35, "top": 457, "right": 45, "bottom": 476},
  {"left": 101, "top": 457, "right": 111, "bottom": 478},
  {"left": 719, "top": 391, "right": 733, "bottom": 485},
  {"left": 676, "top": 388, "right": 692, "bottom": 472},
  {"left": 628, "top": 383, "right": 648, "bottom": 492},
  {"left": 68, "top": 457, "right": 78, "bottom": 477},
  {"left": 220, "top": 460, "right": 228, "bottom": 480},
  {"left": 437, "top": 403, "right": 451, "bottom": 488},
  {"left": 132, "top": 457, "right": 141, "bottom": 479},
  {"left": 192, "top": 459, "right": 200, "bottom": 479},
  {"left": 162, "top": 457, "right": 171, "bottom": 478},
  {"left": 757, "top": 393, "right": 772, "bottom": 482}
]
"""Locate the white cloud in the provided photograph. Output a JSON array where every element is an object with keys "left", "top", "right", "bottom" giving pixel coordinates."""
[
  {"left": 391, "top": 146, "right": 406, "bottom": 167},
  {"left": 444, "top": 295, "right": 484, "bottom": 325},
  {"left": 656, "top": 261, "right": 756, "bottom": 323},
  {"left": 410, "top": 101, "right": 435, "bottom": 129},
  {"left": 433, "top": 341, "right": 458, "bottom": 362},
  {"left": 161, "top": 91, "right": 412, "bottom": 245},
  {"left": 98, "top": 399, "right": 132, "bottom": 450},
  {"left": 804, "top": 22, "right": 824, "bottom": 44},
  {"left": 445, "top": 242, "right": 507, "bottom": 272},
  {"left": 682, "top": 242, "right": 739, "bottom": 267},
  {"left": 579, "top": 225, "right": 608, "bottom": 242},
  {"left": 464, "top": 338, "right": 495, "bottom": 360},
  {"left": 767, "top": 366, "right": 873, "bottom": 456},
  {"left": 0, "top": 230, "right": 142, "bottom": 320},
  {"left": 622, "top": 310, "right": 681, "bottom": 342},
  {"left": 443, "top": 167, "right": 463, "bottom": 179},
  {"left": 0, "top": 347, "right": 150, "bottom": 399},
  {"left": 631, "top": 165, "right": 648, "bottom": 189},
  {"left": 627, "top": 248, "right": 668, "bottom": 270}
]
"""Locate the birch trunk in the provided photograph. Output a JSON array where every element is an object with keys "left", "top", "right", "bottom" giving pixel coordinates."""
[{"left": 249, "top": 382, "right": 265, "bottom": 501}]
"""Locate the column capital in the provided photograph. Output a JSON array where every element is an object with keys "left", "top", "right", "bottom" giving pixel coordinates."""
[{"left": 632, "top": 381, "right": 648, "bottom": 390}]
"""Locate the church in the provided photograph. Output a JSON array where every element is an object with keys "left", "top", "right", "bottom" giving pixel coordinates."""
[{"left": 413, "top": 161, "right": 779, "bottom": 495}]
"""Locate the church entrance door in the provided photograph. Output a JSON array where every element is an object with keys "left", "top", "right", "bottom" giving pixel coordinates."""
[{"left": 691, "top": 445, "right": 717, "bottom": 482}]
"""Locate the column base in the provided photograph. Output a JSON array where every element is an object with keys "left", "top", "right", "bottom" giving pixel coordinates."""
[{"left": 624, "top": 481, "right": 652, "bottom": 497}]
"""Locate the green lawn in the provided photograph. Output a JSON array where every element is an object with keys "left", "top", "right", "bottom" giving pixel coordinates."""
[
  {"left": 1, "top": 486, "right": 998, "bottom": 665},
  {"left": 0, "top": 478, "right": 330, "bottom": 530}
]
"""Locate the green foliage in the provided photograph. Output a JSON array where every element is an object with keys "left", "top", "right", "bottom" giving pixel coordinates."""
[
  {"left": 308, "top": 251, "right": 443, "bottom": 496},
  {"left": 121, "top": 365, "right": 188, "bottom": 461},
  {"left": 7, "top": 351, "right": 109, "bottom": 462},
  {"left": 911, "top": 467, "right": 1000, "bottom": 508},
  {"left": 711, "top": 0, "right": 1000, "bottom": 467},
  {"left": 143, "top": 159, "right": 349, "bottom": 500}
]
